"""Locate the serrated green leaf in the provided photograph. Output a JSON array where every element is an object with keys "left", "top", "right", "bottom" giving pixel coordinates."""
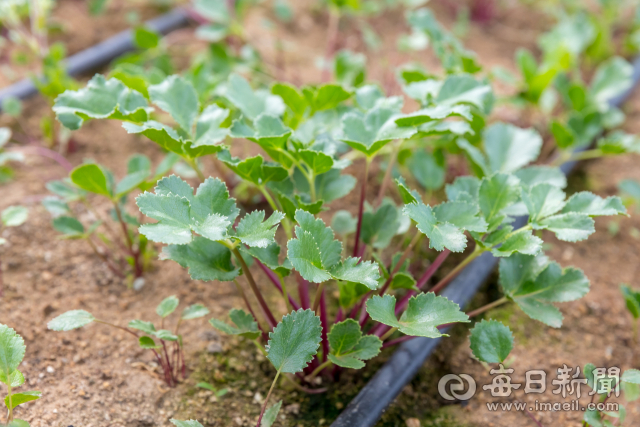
[
  {"left": 272, "top": 83, "right": 307, "bottom": 118},
  {"left": 469, "top": 319, "right": 514, "bottom": 363},
  {"left": 403, "top": 201, "right": 466, "bottom": 252},
  {"left": 1, "top": 206, "right": 28, "bottom": 227},
  {"left": 70, "top": 164, "right": 111, "bottom": 197},
  {"left": 235, "top": 211, "right": 285, "bottom": 248},
  {"left": 534, "top": 212, "right": 595, "bottom": 242},
  {"left": 217, "top": 151, "right": 288, "bottom": 186},
  {"left": 484, "top": 123, "right": 542, "bottom": 174},
  {"left": 304, "top": 84, "right": 352, "bottom": 113},
  {"left": 261, "top": 400, "right": 283, "bottom": 427},
  {"left": 298, "top": 149, "right": 334, "bottom": 175},
  {"left": 5, "top": 391, "right": 41, "bottom": 410},
  {"left": 478, "top": 173, "right": 521, "bottom": 229},
  {"left": 209, "top": 309, "right": 261, "bottom": 340},
  {"left": 156, "top": 295, "right": 179, "bottom": 318},
  {"left": 515, "top": 166, "right": 567, "bottom": 189},
  {"left": 139, "top": 336, "right": 161, "bottom": 349},
  {"left": 433, "top": 201, "right": 488, "bottom": 232},
  {"left": 591, "top": 57, "right": 633, "bottom": 108},
  {"left": 47, "top": 310, "right": 95, "bottom": 331},
  {"left": 224, "top": 74, "right": 285, "bottom": 121},
  {"left": 53, "top": 75, "right": 151, "bottom": 130},
  {"left": 561, "top": 192, "right": 626, "bottom": 216},
  {"left": 436, "top": 75, "right": 491, "bottom": 111},
  {"left": 287, "top": 231, "right": 332, "bottom": 283},
  {"left": 137, "top": 176, "right": 238, "bottom": 244},
  {"left": 328, "top": 319, "right": 361, "bottom": 355},
  {"left": 500, "top": 254, "right": 589, "bottom": 327},
  {"left": 149, "top": 75, "right": 199, "bottom": 134},
  {"left": 395, "top": 104, "right": 471, "bottom": 127},
  {"left": 491, "top": 228, "right": 542, "bottom": 257},
  {"left": 182, "top": 304, "right": 210, "bottom": 320},
  {"left": 266, "top": 309, "right": 322, "bottom": 374},
  {"left": 194, "top": 104, "right": 230, "bottom": 148},
  {"left": 0, "top": 369, "right": 25, "bottom": 387},
  {"left": 522, "top": 183, "right": 566, "bottom": 222},
  {"left": 338, "top": 106, "right": 416, "bottom": 157},
  {"left": 445, "top": 177, "right": 478, "bottom": 205},
  {"left": 0, "top": 325, "right": 25, "bottom": 377},
  {"left": 389, "top": 272, "right": 417, "bottom": 290},
  {"left": 328, "top": 258, "right": 380, "bottom": 289},
  {"left": 366, "top": 293, "right": 469, "bottom": 337},
  {"left": 162, "top": 237, "right": 239, "bottom": 282},
  {"left": 396, "top": 178, "right": 420, "bottom": 204},
  {"left": 287, "top": 210, "right": 342, "bottom": 282}
]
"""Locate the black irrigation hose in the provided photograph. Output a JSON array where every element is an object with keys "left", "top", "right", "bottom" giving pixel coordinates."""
[
  {"left": 0, "top": 8, "right": 191, "bottom": 111},
  {"left": 331, "top": 55, "right": 640, "bottom": 427}
]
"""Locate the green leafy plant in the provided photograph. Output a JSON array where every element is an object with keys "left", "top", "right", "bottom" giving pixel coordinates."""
[
  {"left": 45, "top": 5, "right": 640, "bottom": 424},
  {"left": 0, "top": 324, "right": 41, "bottom": 426},
  {"left": 47, "top": 296, "right": 209, "bottom": 387}
]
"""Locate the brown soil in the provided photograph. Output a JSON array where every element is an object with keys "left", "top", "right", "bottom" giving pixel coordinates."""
[{"left": 1, "top": 1, "right": 638, "bottom": 427}]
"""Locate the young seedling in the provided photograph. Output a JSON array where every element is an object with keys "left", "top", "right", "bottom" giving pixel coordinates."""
[
  {"left": 0, "top": 0, "right": 77, "bottom": 149},
  {"left": 47, "top": 296, "right": 209, "bottom": 387},
  {"left": 0, "top": 205, "right": 28, "bottom": 297},
  {"left": 0, "top": 324, "right": 41, "bottom": 426},
  {"left": 621, "top": 284, "right": 640, "bottom": 346},
  {"left": 43, "top": 154, "right": 178, "bottom": 284},
  {"left": 582, "top": 366, "right": 640, "bottom": 427}
]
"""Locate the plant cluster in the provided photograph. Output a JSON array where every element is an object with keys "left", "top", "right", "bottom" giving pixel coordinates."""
[{"left": 42, "top": 2, "right": 640, "bottom": 423}]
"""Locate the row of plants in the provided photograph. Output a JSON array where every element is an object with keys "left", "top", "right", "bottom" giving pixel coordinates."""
[{"left": 3, "top": 0, "right": 640, "bottom": 426}]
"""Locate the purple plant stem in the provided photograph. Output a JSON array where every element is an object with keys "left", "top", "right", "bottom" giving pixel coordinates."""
[
  {"left": 319, "top": 291, "right": 330, "bottom": 363},
  {"left": 255, "top": 258, "right": 301, "bottom": 310},
  {"left": 335, "top": 307, "right": 344, "bottom": 324},
  {"left": 381, "top": 335, "right": 415, "bottom": 349},
  {"left": 352, "top": 161, "right": 369, "bottom": 257}
]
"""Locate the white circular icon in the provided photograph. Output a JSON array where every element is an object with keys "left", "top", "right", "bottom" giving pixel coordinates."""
[{"left": 438, "top": 374, "right": 477, "bottom": 401}]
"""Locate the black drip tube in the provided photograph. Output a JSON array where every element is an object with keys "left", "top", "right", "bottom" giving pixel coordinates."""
[
  {"left": 331, "top": 54, "right": 640, "bottom": 427},
  {"left": 0, "top": 8, "right": 191, "bottom": 110}
]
